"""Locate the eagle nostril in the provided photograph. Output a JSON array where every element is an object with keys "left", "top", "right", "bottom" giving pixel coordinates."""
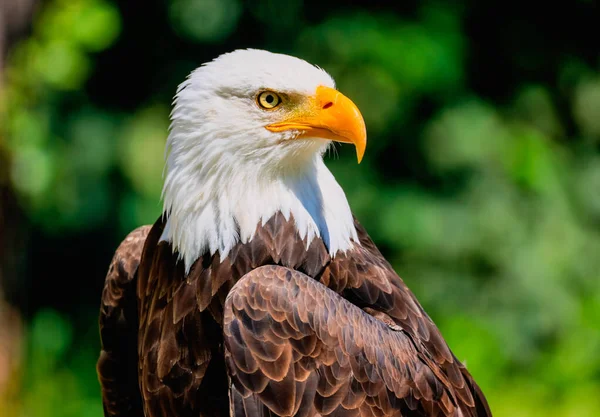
[{"left": 323, "top": 102, "right": 333, "bottom": 110}]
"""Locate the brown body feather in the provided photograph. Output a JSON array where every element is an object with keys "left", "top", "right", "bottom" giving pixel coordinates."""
[
  {"left": 98, "top": 213, "right": 491, "bottom": 417},
  {"left": 98, "top": 225, "right": 150, "bottom": 417}
]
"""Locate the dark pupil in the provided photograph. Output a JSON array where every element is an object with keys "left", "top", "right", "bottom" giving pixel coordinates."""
[{"left": 265, "top": 94, "right": 274, "bottom": 104}]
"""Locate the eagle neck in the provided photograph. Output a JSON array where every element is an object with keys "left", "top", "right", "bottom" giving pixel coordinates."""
[{"left": 160, "top": 151, "right": 358, "bottom": 272}]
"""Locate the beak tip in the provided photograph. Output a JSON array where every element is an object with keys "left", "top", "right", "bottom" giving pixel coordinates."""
[{"left": 356, "top": 138, "right": 366, "bottom": 164}]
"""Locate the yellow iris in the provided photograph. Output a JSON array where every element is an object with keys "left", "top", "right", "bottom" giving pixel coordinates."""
[{"left": 257, "top": 91, "right": 282, "bottom": 109}]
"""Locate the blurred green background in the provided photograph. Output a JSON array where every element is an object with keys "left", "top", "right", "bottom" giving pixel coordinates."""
[{"left": 1, "top": 0, "right": 599, "bottom": 416}]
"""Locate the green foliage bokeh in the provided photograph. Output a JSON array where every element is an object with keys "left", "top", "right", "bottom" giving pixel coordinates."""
[{"left": 2, "top": 1, "right": 600, "bottom": 416}]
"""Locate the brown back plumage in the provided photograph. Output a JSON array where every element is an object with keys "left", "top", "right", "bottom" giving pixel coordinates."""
[{"left": 97, "top": 213, "right": 492, "bottom": 417}]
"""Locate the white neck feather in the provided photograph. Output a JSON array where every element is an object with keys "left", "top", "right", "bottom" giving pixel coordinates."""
[{"left": 159, "top": 139, "right": 359, "bottom": 273}]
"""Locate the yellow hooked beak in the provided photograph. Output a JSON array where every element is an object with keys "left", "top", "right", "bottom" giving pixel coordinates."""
[{"left": 266, "top": 86, "right": 367, "bottom": 163}]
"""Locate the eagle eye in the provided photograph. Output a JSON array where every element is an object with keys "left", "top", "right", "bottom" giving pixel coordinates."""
[{"left": 257, "top": 91, "right": 282, "bottom": 110}]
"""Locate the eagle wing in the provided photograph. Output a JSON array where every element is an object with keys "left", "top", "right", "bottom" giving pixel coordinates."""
[
  {"left": 319, "top": 219, "right": 492, "bottom": 416},
  {"left": 97, "top": 225, "right": 151, "bottom": 417},
  {"left": 224, "top": 264, "right": 491, "bottom": 417}
]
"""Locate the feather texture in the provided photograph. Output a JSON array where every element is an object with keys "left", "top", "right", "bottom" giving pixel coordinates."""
[
  {"left": 97, "top": 214, "right": 491, "bottom": 417},
  {"left": 97, "top": 226, "right": 150, "bottom": 417}
]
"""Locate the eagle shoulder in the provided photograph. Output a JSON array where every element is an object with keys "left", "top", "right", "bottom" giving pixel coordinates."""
[
  {"left": 225, "top": 264, "right": 491, "bottom": 417},
  {"left": 320, "top": 217, "right": 492, "bottom": 416},
  {"left": 98, "top": 225, "right": 151, "bottom": 417}
]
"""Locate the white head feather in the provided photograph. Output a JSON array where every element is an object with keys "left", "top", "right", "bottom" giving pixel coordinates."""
[{"left": 160, "top": 49, "right": 359, "bottom": 272}]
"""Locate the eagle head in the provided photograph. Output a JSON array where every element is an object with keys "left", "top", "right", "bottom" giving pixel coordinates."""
[
  {"left": 168, "top": 49, "right": 366, "bottom": 174},
  {"left": 162, "top": 49, "right": 365, "bottom": 270}
]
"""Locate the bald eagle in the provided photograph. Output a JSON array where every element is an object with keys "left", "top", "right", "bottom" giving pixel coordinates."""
[{"left": 97, "top": 49, "right": 492, "bottom": 417}]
